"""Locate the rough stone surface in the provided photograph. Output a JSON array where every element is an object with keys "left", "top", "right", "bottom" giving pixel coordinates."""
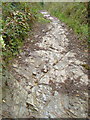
[{"left": 2, "top": 11, "right": 88, "bottom": 118}]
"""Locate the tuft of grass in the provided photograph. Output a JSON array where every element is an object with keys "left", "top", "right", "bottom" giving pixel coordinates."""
[{"left": 37, "top": 13, "right": 51, "bottom": 23}]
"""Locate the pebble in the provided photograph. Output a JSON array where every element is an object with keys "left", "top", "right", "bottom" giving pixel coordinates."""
[
  {"left": 13, "top": 64, "right": 18, "bottom": 68},
  {"left": 32, "top": 70, "right": 37, "bottom": 76},
  {"left": 25, "top": 86, "right": 30, "bottom": 91},
  {"left": 42, "top": 94, "right": 47, "bottom": 101},
  {"left": 53, "top": 65, "right": 58, "bottom": 70}
]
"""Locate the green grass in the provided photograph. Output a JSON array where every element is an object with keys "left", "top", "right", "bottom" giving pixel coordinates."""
[
  {"left": 45, "top": 3, "right": 88, "bottom": 42},
  {"left": 37, "top": 13, "right": 51, "bottom": 23}
]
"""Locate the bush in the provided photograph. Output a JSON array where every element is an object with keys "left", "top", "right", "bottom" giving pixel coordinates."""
[{"left": 2, "top": 2, "right": 42, "bottom": 63}]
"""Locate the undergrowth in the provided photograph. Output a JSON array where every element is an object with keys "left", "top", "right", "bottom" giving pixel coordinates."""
[
  {"left": 1, "top": 2, "right": 43, "bottom": 65},
  {"left": 45, "top": 3, "right": 88, "bottom": 45}
]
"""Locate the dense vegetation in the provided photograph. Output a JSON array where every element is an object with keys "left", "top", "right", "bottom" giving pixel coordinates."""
[
  {"left": 1, "top": 2, "right": 43, "bottom": 64},
  {"left": 45, "top": 2, "right": 88, "bottom": 44}
]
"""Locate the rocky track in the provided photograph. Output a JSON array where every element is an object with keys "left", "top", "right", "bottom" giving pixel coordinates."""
[{"left": 2, "top": 11, "right": 88, "bottom": 118}]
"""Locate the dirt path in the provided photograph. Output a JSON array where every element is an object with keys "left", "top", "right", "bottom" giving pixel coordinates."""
[{"left": 2, "top": 11, "right": 88, "bottom": 118}]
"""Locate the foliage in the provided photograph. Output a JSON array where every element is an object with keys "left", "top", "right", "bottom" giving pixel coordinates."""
[
  {"left": 2, "top": 2, "right": 42, "bottom": 64},
  {"left": 45, "top": 3, "right": 88, "bottom": 43},
  {"left": 37, "top": 13, "right": 50, "bottom": 23}
]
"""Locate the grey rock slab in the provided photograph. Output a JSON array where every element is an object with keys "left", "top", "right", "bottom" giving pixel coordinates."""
[
  {"left": 18, "top": 106, "right": 29, "bottom": 118},
  {"left": 26, "top": 94, "right": 39, "bottom": 112}
]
